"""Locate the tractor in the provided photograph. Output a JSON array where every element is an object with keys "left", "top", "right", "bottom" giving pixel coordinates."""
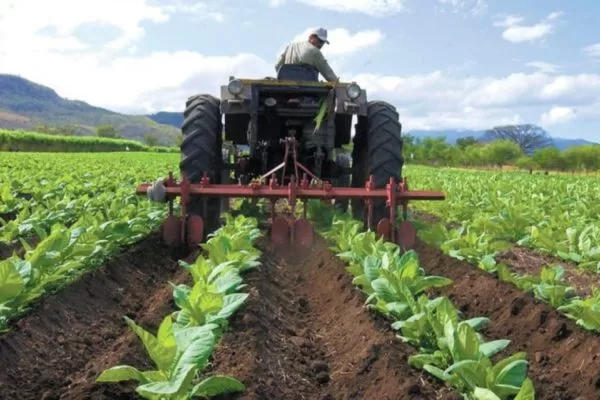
[{"left": 136, "top": 64, "right": 445, "bottom": 249}]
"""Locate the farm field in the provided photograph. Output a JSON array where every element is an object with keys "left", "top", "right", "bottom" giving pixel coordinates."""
[{"left": 1, "top": 153, "right": 600, "bottom": 399}]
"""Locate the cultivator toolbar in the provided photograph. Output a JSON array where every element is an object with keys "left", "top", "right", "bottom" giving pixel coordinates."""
[{"left": 135, "top": 138, "right": 445, "bottom": 250}]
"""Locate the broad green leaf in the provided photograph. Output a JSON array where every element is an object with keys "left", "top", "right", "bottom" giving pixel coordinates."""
[
  {"left": 191, "top": 376, "right": 245, "bottom": 397},
  {"left": 423, "top": 364, "right": 451, "bottom": 381},
  {"left": 0, "top": 260, "right": 24, "bottom": 303},
  {"left": 473, "top": 387, "right": 502, "bottom": 400},
  {"left": 494, "top": 360, "right": 529, "bottom": 388},
  {"left": 124, "top": 316, "right": 175, "bottom": 373},
  {"left": 454, "top": 322, "right": 480, "bottom": 361},
  {"left": 445, "top": 359, "right": 487, "bottom": 389},
  {"left": 96, "top": 365, "right": 148, "bottom": 383},
  {"left": 217, "top": 293, "right": 249, "bottom": 319},
  {"left": 479, "top": 339, "right": 510, "bottom": 358},
  {"left": 514, "top": 377, "right": 535, "bottom": 400}
]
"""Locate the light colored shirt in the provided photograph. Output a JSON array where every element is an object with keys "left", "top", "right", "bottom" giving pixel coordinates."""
[{"left": 275, "top": 41, "right": 338, "bottom": 82}]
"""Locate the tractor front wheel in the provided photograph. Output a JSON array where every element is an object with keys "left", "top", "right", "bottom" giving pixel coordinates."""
[
  {"left": 180, "top": 94, "right": 223, "bottom": 237},
  {"left": 351, "top": 101, "right": 405, "bottom": 227}
]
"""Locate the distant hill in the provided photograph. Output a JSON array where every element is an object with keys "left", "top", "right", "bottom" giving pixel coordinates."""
[
  {"left": 0, "top": 74, "right": 179, "bottom": 146},
  {"left": 147, "top": 112, "right": 184, "bottom": 128},
  {"left": 405, "top": 129, "right": 597, "bottom": 151},
  {"left": 2, "top": 73, "right": 594, "bottom": 151}
]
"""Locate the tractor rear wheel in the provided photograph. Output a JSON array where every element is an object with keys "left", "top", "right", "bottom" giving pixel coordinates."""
[
  {"left": 351, "top": 101, "right": 405, "bottom": 227},
  {"left": 180, "top": 94, "right": 223, "bottom": 236}
]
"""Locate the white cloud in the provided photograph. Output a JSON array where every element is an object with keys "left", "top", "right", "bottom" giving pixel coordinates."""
[
  {"left": 0, "top": 1, "right": 597, "bottom": 137},
  {"left": 493, "top": 15, "right": 524, "bottom": 28},
  {"left": 162, "top": 0, "right": 225, "bottom": 23},
  {"left": 402, "top": 107, "right": 522, "bottom": 131},
  {"left": 494, "top": 11, "right": 562, "bottom": 43},
  {"left": 547, "top": 11, "right": 563, "bottom": 20},
  {"left": 0, "top": 0, "right": 225, "bottom": 56},
  {"left": 0, "top": 0, "right": 170, "bottom": 53},
  {"left": 294, "top": 0, "right": 407, "bottom": 16},
  {"left": 540, "top": 106, "right": 576, "bottom": 126},
  {"left": 345, "top": 70, "right": 600, "bottom": 131},
  {"left": 437, "top": 0, "right": 487, "bottom": 16},
  {"left": 525, "top": 61, "right": 560, "bottom": 74},
  {"left": 583, "top": 43, "right": 600, "bottom": 58},
  {"left": 290, "top": 27, "right": 385, "bottom": 57}
]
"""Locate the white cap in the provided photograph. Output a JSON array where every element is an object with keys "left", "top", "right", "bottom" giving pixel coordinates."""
[{"left": 310, "top": 27, "right": 330, "bottom": 44}]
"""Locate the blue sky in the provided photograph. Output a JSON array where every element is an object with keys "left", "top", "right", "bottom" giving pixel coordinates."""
[{"left": 0, "top": 0, "right": 599, "bottom": 141}]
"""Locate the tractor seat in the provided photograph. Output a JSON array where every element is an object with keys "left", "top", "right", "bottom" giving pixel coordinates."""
[{"left": 277, "top": 64, "right": 319, "bottom": 81}]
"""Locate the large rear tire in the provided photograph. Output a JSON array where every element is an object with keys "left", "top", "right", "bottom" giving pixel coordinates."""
[
  {"left": 180, "top": 94, "right": 223, "bottom": 235},
  {"left": 351, "top": 101, "right": 405, "bottom": 227}
]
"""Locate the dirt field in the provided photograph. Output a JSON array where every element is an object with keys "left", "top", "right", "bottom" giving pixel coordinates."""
[
  {"left": 0, "top": 233, "right": 459, "bottom": 400},
  {"left": 2, "top": 227, "right": 599, "bottom": 399},
  {"left": 0, "top": 233, "right": 193, "bottom": 400},
  {"left": 416, "top": 239, "right": 600, "bottom": 400}
]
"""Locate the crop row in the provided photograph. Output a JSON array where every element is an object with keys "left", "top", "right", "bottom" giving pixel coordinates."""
[
  {"left": 403, "top": 165, "right": 600, "bottom": 332},
  {"left": 0, "top": 153, "right": 180, "bottom": 331},
  {"left": 406, "top": 165, "right": 600, "bottom": 270},
  {"left": 96, "top": 213, "right": 261, "bottom": 398},
  {"left": 306, "top": 201, "right": 535, "bottom": 399},
  {"left": 0, "top": 129, "right": 177, "bottom": 153}
]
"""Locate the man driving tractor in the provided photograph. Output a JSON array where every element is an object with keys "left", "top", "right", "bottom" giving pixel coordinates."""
[{"left": 275, "top": 27, "right": 338, "bottom": 82}]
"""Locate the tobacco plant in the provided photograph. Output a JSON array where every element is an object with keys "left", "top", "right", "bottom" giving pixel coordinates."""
[
  {"left": 96, "top": 214, "right": 260, "bottom": 399},
  {"left": 313, "top": 207, "right": 536, "bottom": 400}
]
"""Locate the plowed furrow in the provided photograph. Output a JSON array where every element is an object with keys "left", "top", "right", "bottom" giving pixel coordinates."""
[{"left": 208, "top": 237, "right": 459, "bottom": 400}]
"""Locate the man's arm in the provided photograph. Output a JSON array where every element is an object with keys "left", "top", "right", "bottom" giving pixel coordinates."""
[
  {"left": 312, "top": 49, "right": 338, "bottom": 82},
  {"left": 275, "top": 47, "right": 287, "bottom": 72}
]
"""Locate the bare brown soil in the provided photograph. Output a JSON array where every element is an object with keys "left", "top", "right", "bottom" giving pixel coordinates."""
[
  {"left": 415, "top": 239, "right": 600, "bottom": 400},
  {"left": 413, "top": 208, "right": 600, "bottom": 296},
  {"left": 0, "top": 234, "right": 40, "bottom": 261},
  {"left": 207, "top": 236, "right": 459, "bottom": 400},
  {"left": 497, "top": 246, "right": 600, "bottom": 297},
  {"left": 0, "top": 230, "right": 461, "bottom": 400},
  {"left": 0, "top": 233, "right": 194, "bottom": 400}
]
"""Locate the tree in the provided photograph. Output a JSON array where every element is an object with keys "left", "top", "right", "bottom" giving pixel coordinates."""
[
  {"left": 96, "top": 124, "right": 118, "bottom": 138},
  {"left": 532, "top": 147, "right": 563, "bottom": 171},
  {"left": 485, "top": 140, "right": 523, "bottom": 167},
  {"left": 419, "top": 137, "right": 450, "bottom": 165},
  {"left": 515, "top": 156, "right": 535, "bottom": 173},
  {"left": 456, "top": 136, "right": 479, "bottom": 150},
  {"left": 144, "top": 133, "right": 159, "bottom": 146},
  {"left": 483, "top": 124, "right": 553, "bottom": 154}
]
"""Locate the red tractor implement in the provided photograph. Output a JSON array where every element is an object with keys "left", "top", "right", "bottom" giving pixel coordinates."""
[{"left": 135, "top": 67, "right": 445, "bottom": 250}]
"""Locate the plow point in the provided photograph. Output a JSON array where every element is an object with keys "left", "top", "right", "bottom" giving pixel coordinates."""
[
  {"left": 271, "top": 217, "right": 290, "bottom": 246},
  {"left": 186, "top": 215, "right": 204, "bottom": 247},
  {"left": 397, "top": 220, "right": 417, "bottom": 251},
  {"left": 376, "top": 218, "right": 392, "bottom": 241},
  {"left": 293, "top": 218, "right": 314, "bottom": 249},
  {"left": 162, "top": 215, "right": 182, "bottom": 247}
]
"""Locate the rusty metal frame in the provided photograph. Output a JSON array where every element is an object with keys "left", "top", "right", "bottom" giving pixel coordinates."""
[{"left": 136, "top": 137, "right": 445, "bottom": 249}]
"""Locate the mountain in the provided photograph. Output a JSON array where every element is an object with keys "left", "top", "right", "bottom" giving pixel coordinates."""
[
  {"left": 147, "top": 112, "right": 184, "bottom": 128},
  {"left": 0, "top": 74, "right": 179, "bottom": 146},
  {"left": 1, "top": 73, "right": 594, "bottom": 151},
  {"left": 405, "top": 129, "right": 597, "bottom": 151}
]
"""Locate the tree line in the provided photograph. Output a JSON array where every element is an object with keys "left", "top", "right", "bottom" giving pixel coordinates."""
[{"left": 403, "top": 124, "right": 600, "bottom": 173}]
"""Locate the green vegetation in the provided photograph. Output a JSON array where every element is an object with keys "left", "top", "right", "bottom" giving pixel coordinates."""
[
  {"left": 404, "top": 136, "right": 600, "bottom": 173},
  {"left": 0, "top": 129, "right": 178, "bottom": 152},
  {"left": 405, "top": 165, "right": 600, "bottom": 332},
  {"left": 96, "top": 213, "right": 260, "bottom": 399},
  {"left": 0, "top": 74, "right": 180, "bottom": 145},
  {"left": 307, "top": 204, "right": 535, "bottom": 400},
  {"left": 407, "top": 166, "right": 600, "bottom": 270},
  {"left": 0, "top": 152, "right": 179, "bottom": 330}
]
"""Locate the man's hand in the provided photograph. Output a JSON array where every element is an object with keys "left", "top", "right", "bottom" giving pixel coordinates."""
[{"left": 147, "top": 178, "right": 167, "bottom": 202}]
